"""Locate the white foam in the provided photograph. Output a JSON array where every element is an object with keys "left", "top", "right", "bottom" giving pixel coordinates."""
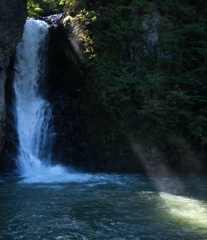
[{"left": 19, "top": 165, "right": 93, "bottom": 184}]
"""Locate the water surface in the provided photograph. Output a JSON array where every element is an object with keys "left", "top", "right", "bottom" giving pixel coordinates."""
[{"left": 0, "top": 173, "right": 207, "bottom": 239}]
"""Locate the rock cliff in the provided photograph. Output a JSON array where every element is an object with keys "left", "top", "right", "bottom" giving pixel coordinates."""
[{"left": 0, "top": 0, "right": 27, "bottom": 169}]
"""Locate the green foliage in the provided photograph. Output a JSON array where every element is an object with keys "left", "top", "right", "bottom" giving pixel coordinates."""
[
  {"left": 27, "top": 0, "right": 63, "bottom": 17},
  {"left": 27, "top": 0, "right": 43, "bottom": 17},
  {"left": 59, "top": 0, "right": 207, "bottom": 166},
  {"left": 81, "top": 0, "right": 207, "bottom": 160}
]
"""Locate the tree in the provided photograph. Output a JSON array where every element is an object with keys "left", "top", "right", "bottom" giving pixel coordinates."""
[
  {"left": 27, "top": 0, "right": 63, "bottom": 17},
  {"left": 27, "top": 0, "right": 43, "bottom": 17}
]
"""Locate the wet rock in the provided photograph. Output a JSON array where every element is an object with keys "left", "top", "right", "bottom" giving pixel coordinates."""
[
  {"left": 0, "top": 0, "right": 27, "bottom": 171},
  {"left": 39, "top": 13, "right": 64, "bottom": 28}
]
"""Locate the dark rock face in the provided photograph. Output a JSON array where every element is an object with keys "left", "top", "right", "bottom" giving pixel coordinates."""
[
  {"left": 47, "top": 18, "right": 141, "bottom": 172},
  {"left": 0, "top": 0, "right": 27, "bottom": 171},
  {"left": 49, "top": 87, "right": 91, "bottom": 170},
  {"left": 49, "top": 84, "right": 141, "bottom": 172},
  {"left": 47, "top": 21, "right": 91, "bottom": 170}
]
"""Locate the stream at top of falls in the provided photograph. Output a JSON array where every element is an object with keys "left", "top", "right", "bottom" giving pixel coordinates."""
[
  {"left": 3, "top": 18, "right": 207, "bottom": 240},
  {"left": 1, "top": 173, "right": 207, "bottom": 239}
]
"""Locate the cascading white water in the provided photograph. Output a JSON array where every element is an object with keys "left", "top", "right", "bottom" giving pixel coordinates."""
[
  {"left": 13, "top": 19, "right": 91, "bottom": 183},
  {"left": 14, "top": 19, "right": 52, "bottom": 177}
]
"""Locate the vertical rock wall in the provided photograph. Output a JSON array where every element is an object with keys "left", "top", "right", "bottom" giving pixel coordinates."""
[
  {"left": 47, "top": 19, "right": 89, "bottom": 170},
  {"left": 0, "top": 0, "right": 27, "bottom": 168}
]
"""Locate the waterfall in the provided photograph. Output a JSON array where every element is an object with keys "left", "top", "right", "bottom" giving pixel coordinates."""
[
  {"left": 13, "top": 19, "right": 52, "bottom": 177},
  {"left": 13, "top": 19, "right": 87, "bottom": 183},
  {"left": 12, "top": 19, "right": 57, "bottom": 180}
]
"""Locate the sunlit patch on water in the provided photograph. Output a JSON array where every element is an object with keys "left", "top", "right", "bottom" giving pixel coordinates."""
[{"left": 160, "top": 192, "right": 207, "bottom": 230}]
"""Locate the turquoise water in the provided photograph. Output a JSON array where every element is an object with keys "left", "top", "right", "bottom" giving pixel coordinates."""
[{"left": 0, "top": 173, "right": 207, "bottom": 239}]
